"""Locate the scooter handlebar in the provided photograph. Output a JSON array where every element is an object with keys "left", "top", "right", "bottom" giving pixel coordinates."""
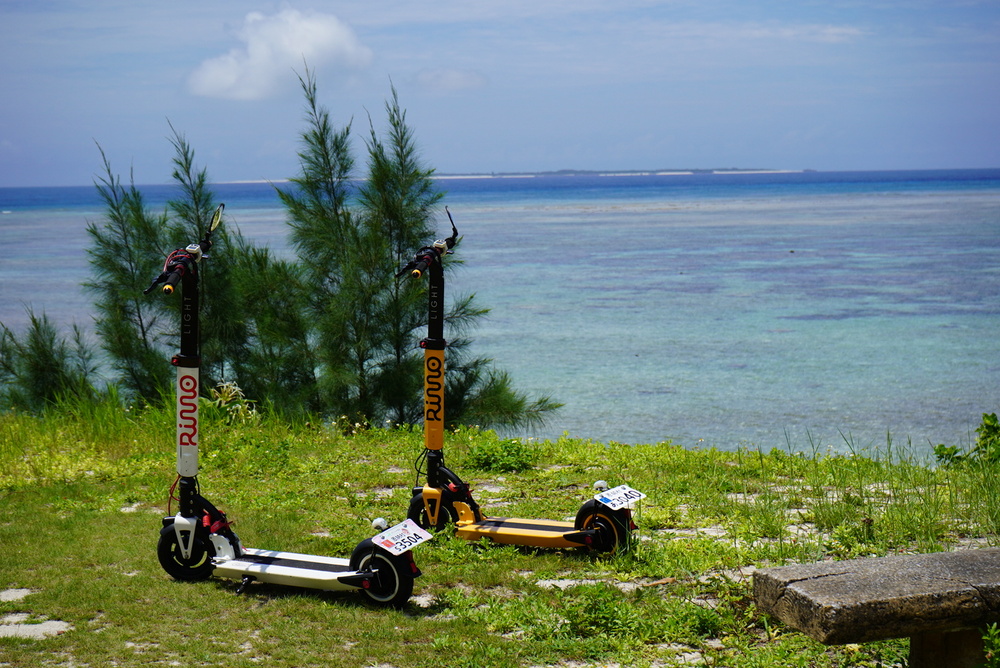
[
  {"left": 398, "top": 248, "right": 439, "bottom": 279},
  {"left": 396, "top": 209, "right": 460, "bottom": 279},
  {"left": 143, "top": 203, "right": 225, "bottom": 296},
  {"left": 144, "top": 252, "right": 192, "bottom": 295}
]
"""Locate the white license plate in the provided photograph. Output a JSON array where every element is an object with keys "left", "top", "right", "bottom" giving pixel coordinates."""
[
  {"left": 594, "top": 484, "right": 646, "bottom": 511},
  {"left": 371, "top": 519, "right": 433, "bottom": 556}
]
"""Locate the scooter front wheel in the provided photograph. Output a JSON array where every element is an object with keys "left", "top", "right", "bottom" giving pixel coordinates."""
[
  {"left": 157, "top": 524, "right": 216, "bottom": 580},
  {"left": 574, "top": 500, "right": 631, "bottom": 554},
  {"left": 406, "top": 492, "right": 458, "bottom": 531},
  {"left": 349, "top": 539, "right": 414, "bottom": 608}
]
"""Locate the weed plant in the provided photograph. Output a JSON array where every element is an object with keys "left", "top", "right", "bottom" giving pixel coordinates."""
[{"left": 1, "top": 397, "right": 995, "bottom": 666}]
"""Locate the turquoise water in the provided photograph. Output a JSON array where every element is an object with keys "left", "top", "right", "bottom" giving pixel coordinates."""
[{"left": 2, "top": 170, "right": 998, "bottom": 453}]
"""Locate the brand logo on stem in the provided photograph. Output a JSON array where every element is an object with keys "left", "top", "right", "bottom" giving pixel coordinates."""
[
  {"left": 177, "top": 374, "right": 199, "bottom": 447},
  {"left": 425, "top": 356, "right": 443, "bottom": 422}
]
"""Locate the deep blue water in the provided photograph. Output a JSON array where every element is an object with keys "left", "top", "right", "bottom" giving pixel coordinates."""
[
  {"left": 5, "top": 168, "right": 1000, "bottom": 210},
  {"left": 2, "top": 169, "right": 999, "bottom": 455}
]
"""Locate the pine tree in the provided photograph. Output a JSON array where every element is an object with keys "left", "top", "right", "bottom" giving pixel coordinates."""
[
  {"left": 281, "top": 71, "right": 561, "bottom": 430},
  {"left": 72, "top": 68, "right": 560, "bottom": 431},
  {"left": 277, "top": 68, "right": 375, "bottom": 422},
  {"left": 165, "top": 126, "right": 249, "bottom": 389},
  {"left": 355, "top": 85, "right": 442, "bottom": 425},
  {"left": 87, "top": 131, "right": 252, "bottom": 402},
  {"left": 85, "top": 146, "right": 172, "bottom": 401}
]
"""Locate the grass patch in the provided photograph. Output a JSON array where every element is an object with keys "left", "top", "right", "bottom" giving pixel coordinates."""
[{"left": 0, "top": 401, "right": 991, "bottom": 666}]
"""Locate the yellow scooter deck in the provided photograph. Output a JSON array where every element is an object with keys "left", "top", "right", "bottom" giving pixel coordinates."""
[{"left": 455, "top": 516, "right": 587, "bottom": 549}]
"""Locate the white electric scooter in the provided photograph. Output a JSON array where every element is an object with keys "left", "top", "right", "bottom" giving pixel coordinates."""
[{"left": 146, "top": 204, "right": 431, "bottom": 607}]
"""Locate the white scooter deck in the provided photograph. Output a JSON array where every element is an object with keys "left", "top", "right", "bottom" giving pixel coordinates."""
[{"left": 212, "top": 548, "right": 370, "bottom": 591}]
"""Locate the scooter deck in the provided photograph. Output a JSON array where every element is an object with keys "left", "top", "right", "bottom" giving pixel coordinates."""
[
  {"left": 456, "top": 516, "right": 590, "bottom": 549},
  {"left": 212, "top": 547, "right": 369, "bottom": 591}
]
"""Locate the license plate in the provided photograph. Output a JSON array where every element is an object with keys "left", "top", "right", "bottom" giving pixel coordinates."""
[
  {"left": 372, "top": 519, "right": 433, "bottom": 556},
  {"left": 594, "top": 484, "right": 646, "bottom": 511}
]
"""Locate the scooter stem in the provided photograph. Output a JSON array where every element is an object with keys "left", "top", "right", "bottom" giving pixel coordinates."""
[
  {"left": 173, "top": 263, "right": 201, "bottom": 477},
  {"left": 401, "top": 210, "right": 459, "bottom": 483},
  {"left": 421, "top": 254, "right": 446, "bottom": 453},
  {"left": 168, "top": 203, "right": 222, "bottom": 478}
]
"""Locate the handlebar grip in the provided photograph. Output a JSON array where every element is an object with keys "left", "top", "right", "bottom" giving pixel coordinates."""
[
  {"left": 162, "top": 271, "right": 182, "bottom": 294},
  {"left": 410, "top": 259, "right": 430, "bottom": 278}
]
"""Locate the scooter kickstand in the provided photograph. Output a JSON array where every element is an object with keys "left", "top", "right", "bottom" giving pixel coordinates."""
[{"left": 235, "top": 575, "right": 256, "bottom": 595}]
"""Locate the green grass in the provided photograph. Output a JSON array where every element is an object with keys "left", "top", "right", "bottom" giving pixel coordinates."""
[{"left": 1, "top": 400, "right": 994, "bottom": 667}]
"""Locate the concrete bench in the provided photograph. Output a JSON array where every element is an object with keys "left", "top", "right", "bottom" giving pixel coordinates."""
[{"left": 753, "top": 548, "right": 1000, "bottom": 668}]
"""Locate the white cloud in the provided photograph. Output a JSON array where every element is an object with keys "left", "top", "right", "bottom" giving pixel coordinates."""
[
  {"left": 416, "top": 69, "right": 488, "bottom": 92},
  {"left": 740, "top": 23, "right": 866, "bottom": 44},
  {"left": 641, "top": 20, "right": 865, "bottom": 46},
  {"left": 188, "top": 9, "right": 372, "bottom": 100}
]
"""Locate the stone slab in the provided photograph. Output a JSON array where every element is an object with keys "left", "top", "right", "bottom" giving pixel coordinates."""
[{"left": 753, "top": 549, "right": 1000, "bottom": 644}]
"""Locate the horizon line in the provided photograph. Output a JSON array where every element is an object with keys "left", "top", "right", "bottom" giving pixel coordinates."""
[{"left": 4, "top": 166, "right": 1000, "bottom": 190}]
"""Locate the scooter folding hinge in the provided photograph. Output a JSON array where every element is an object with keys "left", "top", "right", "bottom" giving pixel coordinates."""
[
  {"left": 419, "top": 338, "right": 446, "bottom": 351},
  {"left": 172, "top": 514, "right": 199, "bottom": 560},
  {"left": 170, "top": 354, "right": 200, "bottom": 368}
]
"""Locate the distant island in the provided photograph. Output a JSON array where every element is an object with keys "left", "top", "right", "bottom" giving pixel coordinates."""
[
  {"left": 226, "top": 168, "right": 814, "bottom": 186},
  {"left": 434, "top": 168, "right": 808, "bottom": 179}
]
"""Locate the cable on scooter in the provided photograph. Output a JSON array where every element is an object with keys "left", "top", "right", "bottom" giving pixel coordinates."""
[
  {"left": 167, "top": 475, "right": 180, "bottom": 515},
  {"left": 166, "top": 474, "right": 201, "bottom": 516},
  {"left": 413, "top": 448, "right": 428, "bottom": 489}
]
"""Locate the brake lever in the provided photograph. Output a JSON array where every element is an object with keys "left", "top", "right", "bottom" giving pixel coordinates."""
[
  {"left": 143, "top": 273, "right": 168, "bottom": 295},
  {"left": 444, "top": 207, "right": 459, "bottom": 250}
]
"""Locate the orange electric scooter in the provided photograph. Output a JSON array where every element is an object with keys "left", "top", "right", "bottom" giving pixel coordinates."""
[{"left": 397, "top": 210, "right": 645, "bottom": 553}]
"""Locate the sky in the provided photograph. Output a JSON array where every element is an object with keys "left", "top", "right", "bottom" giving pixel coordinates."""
[{"left": 1, "top": 1, "right": 999, "bottom": 188}]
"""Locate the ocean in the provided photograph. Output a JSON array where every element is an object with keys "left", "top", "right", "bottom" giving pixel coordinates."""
[{"left": 2, "top": 169, "right": 999, "bottom": 455}]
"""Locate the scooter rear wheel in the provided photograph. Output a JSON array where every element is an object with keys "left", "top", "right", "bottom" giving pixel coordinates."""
[
  {"left": 574, "top": 500, "right": 631, "bottom": 553},
  {"left": 157, "top": 524, "right": 216, "bottom": 580},
  {"left": 349, "top": 539, "right": 415, "bottom": 608}
]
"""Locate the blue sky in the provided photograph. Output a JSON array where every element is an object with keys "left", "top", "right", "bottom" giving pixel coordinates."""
[{"left": 1, "top": 1, "right": 998, "bottom": 187}]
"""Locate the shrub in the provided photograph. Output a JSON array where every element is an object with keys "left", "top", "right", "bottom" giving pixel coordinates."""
[
  {"left": 467, "top": 434, "right": 538, "bottom": 472},
  {"left": 934, "top": 412, "right": 1000, "bottom": 465}
]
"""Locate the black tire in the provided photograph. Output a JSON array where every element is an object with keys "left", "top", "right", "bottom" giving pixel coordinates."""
[
  {"left": 157, "top": 523, "right": 216, "bottom": 580},
  {"left": 406, "top": 492, "right": 458, "bottom": 531},
  {"left": 349, "top": 539, "right": 414, "bottom": 608},
  {"left": 574, "top": 499, "right": 630, "bottom": 553}
]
